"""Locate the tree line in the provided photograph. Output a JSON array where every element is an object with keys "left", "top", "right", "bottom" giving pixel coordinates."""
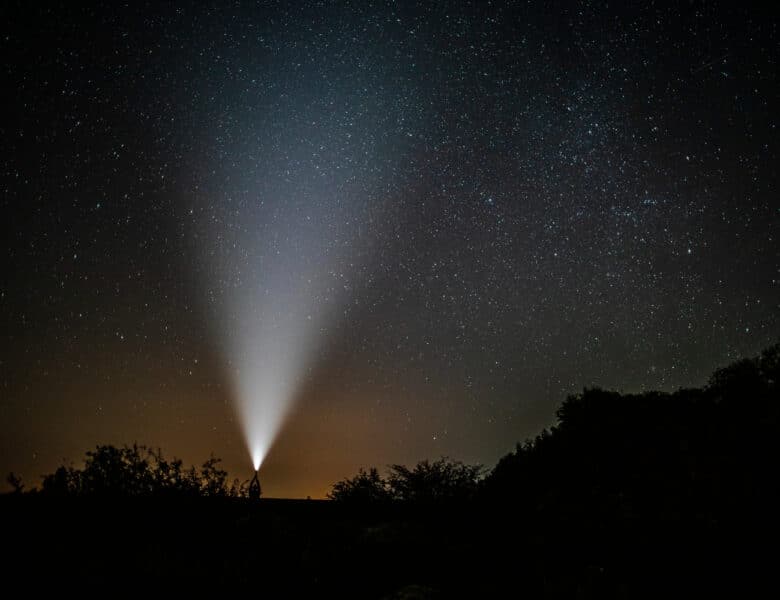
[
  {"left": 330, "top": 343, "right": 779, "bottom": 512},
  {"left": 6, "top": 343, "right": 778, "bottom": 506},
  {"left": 8, "top": 443, "right": 245, "bottom": 498}
]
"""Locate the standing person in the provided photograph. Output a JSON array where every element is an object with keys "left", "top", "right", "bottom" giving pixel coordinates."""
[{"left": 249, "top": 471, "right": 261, "bottom": 500}]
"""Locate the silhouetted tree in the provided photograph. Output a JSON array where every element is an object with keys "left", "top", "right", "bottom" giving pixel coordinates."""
[
  {"left": 39, "top": 444, "right": 239, "bottom": 498},
  {"left": 6, "top": 472, "right": 24, "bottom": 494},
  {"left": 387, "top": 458, "right": 484, "bottom": 503},
  {"left": 229, "top": 477, "right": 248, "bottom": 498},
  {"left": 483, "top": 343, "right": 780, "bottom": 522},
  {"left": 328, "top": 467, "right": 390, "bottom": 503},
  {"left": 199, "top": 454, "right": 230, "bottom": 497},
  {"left": 329, "top": 458, "right": 484, "bottom": 504},
  {"left": 41, "top": 464, "right": 81, "bottom": 495}
]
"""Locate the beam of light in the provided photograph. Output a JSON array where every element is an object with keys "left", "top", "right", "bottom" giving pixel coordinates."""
[
  {"left": 217, "top": 222, "right": 343, "bottom": 471},
  {"left": 194, "top": 50, "right": 421, "bottom": 473},
  {"left": 229, "top": 268, "right": 322, "bottom": 471},
  {"left": 201, "top": 163, "right": 373, "bottom": 472}
]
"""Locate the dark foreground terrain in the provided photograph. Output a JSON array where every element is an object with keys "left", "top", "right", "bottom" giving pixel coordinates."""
[
  {"left": 2, "top": 491, "right": 776, "bottom": 598},
  {"left": 4, "top": 346, "right": 778, "bottom": 597}
]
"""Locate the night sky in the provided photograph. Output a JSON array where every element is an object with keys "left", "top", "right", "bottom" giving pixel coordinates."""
[{"left": 2, "top": 1, "right": 777, "bottom": 498}]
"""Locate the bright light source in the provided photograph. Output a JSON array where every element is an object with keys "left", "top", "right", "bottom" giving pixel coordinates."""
[
  {"left": 214, "top": 229, "right": 349, "bottom": 474},
  {"left": 231, "top": 314, "right": 309, "bottom": 473},
  {"left": 202, "top": 172, "right": 366, "bottom": 474}
]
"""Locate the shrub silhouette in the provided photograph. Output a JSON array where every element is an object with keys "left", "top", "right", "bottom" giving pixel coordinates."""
[
  {"left": 386, "top": 458, "right": 483, "bottom": 503},
  {"left": 40, "top": 444, "right": 240, "bottom": 497},
  {"left": 6, "top": 472, "right": 24, "bottom": 494},
  {"left": 328, "top": 467, "right": 390, "bottom": 503},
  {"left": 329, "top": 458, "right": 483, "bottom": 504}
]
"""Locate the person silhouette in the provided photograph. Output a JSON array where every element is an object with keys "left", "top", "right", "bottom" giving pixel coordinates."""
[{"left": 249, "top": 471, "right": 262, "bottom": 500}]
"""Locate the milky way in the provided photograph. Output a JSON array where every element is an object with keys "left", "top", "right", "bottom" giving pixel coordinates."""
[{"left": 2, "top": 2, "right": 777, "bottom": 497}]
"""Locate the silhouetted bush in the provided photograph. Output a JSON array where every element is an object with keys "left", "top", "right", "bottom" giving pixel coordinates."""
[
  {"left": 387, "top": 458, "right": 484, "bottom": 503},
  {"left": 6, "top": 472, "right": 24, "bottom": 494},
  {"left": 40, "top": 444, "right": 243, "bottom": 498},
  {"left": 329, "top": 458, "right": 483, "bottom": 504},
  {"left": 328, "top": 467, "right": 391, "bottom": 503}
]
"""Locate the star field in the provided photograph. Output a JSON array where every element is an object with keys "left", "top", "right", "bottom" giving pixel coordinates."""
[{"left": 1, "top": 1, "right": 777, "bottom": 497}]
